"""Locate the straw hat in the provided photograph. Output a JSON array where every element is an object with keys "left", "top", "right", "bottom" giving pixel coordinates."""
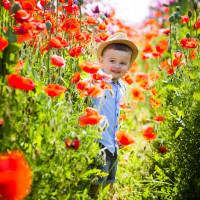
[{"left": 97, "top": 32, "right": 138, "bottom": 63}]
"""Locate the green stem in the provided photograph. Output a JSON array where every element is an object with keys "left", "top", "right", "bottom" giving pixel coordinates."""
[
  {"left": 47, "top": 30, "right": 52, "bottom": 84},
  {"left": 56, "top": 0, "right": 58, "bottom": 34}
]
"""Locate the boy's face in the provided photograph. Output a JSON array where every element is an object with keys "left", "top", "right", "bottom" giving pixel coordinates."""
[{"left": 99, "top": 48, "right": 132, "bottom": 82}]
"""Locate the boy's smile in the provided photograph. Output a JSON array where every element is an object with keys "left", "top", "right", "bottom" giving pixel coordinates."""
[{"left": 99, "top": 49, "right": 132, "bottom": 82}]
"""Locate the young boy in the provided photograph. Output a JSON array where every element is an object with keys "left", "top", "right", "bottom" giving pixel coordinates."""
[{"left": 90, "top": 32, "right": 138, "bottom": 199}]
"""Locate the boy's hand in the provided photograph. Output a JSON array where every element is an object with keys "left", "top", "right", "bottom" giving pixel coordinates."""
[{"left": 116, "top": 140, "right": 125, "bottom": 149}]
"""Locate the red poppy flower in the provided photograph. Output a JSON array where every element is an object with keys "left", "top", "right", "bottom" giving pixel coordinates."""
[
  {"left": 2, "top": 0, "right": 11, "bottom": 11},
  {"left": 71, "top": 72, "right": 80, "bottom": 83},
  {"left": 153, "top": 115, "right": 165, "bottom": 122},
  {"left": 167, "top": 65, "right": 175, "bottom": 75},
  {"left": 0, "top": 150, "right": 32, "bottom": 200},
  {"left": 98, "top": 23, "right": 107, "bottom": 31},
  {"left": 0, "top": 37, "right": 8, "bottom": 51},
  {"left": 0, "top": 119, "right": 3, "bottom": 126},
  {"left": 40, "top": 0, "right": 50, "bottom": 6},
  {"left": 119, "top": 97, "right": 126, "bottom": 109},
  {"left": 181, "top": 15, "right": 189, "bottom": 24},
  {"left": 100, "top": 81, "right": 112, "bottom": 90},
  {"left": 51, "top": 55, "right": 66, "bottom": 68},
  {"left": 86, "top": 16, "right": 98, "bottom": 25},
  {"left": 155, "top": 39, "right": 168, "bottom": 54},
  {"left": 158, "top": 146, "right": 167, "bottom": 153},
  {"left": 149, "top": 97, "right": 161, "bottom": 108},
  {"left": 92, "top": 70, "right": 112, "bottom": 81},
  {"left": 17, "top": 30, "right": 33, "bottom": 44},
  {"left": 123, "top": 74, "right": 133, "bottom": 85},
  {"left": 173, "top": 59, "right": 181, "bottom": 67},
  {"left": 85, "top": 84, "right": 104, "bottom": 97},
  {"left": 14, "top": 10, "right": 30, "bottom": 23},
  {"left": 149, "top": 71, "right": 160, "bottom": 81},
  {"left": 68, "top": 46, "right": 85, "bottom": 58},
  {"left": 115, "top": 130, "right": 137, "bottom": 146},
  {"left": 78, "top": 61, "right": 102, "bottom": 74},
  {"left": 186, "top": 40, "right": 199, "bottom": 48},
  {"left": 63, "top": 4, "right": 79, "bottom": 14},
  {"left": 43, "top": 84, "right": 67, "bottom": 97},
  {"left": 142, "top": 126, "right": 156, "bottom": 141},
  {"left": 62, "top": 18, "right": 79, "bottom": 32},
  {"left": 134, "top": 73, "right": 149, "bottom": 83},
  {"left": 14, "top": 60, "right": 25, "bottom": 72},
  {"left": 130, "top": 88, "right": 146, "bottom": 102},
  {"left": 6, "top": 74, "right": 36, "bottom": 91},
  {"left": 174, "top": 52, "right": 184, "bottom": 59},
  {"left": 65, "top": 139, "right": 80, "bottom": 150},
  {"left": 50, "top": 37, "right": 62, "bottom": 49},
  {"left": 180, "top": 38, "right": 188, "bottom": 48},
  {"left": 151, "top": 87, "right": 158, "bottom": 97},
  {"left": 74, "top": 31, "right": 86, "bottom": 41},
  {"left": 152, "top": 52, "right": 162, "bottom": 59},
  {"left": 162, "top": 29, "right": 171, "bottom": 36},
  {"left": 79, "top": 107, "right": 105, "bottom": 126},
  {"left": 119, "top": 115, "right": 127, "bottom": 122},
  {"left": 160, "top": 60, "right": 169, "bottom": 69},
  {"left": 142, "top": 42, "right": 154, "bottom": 53}
]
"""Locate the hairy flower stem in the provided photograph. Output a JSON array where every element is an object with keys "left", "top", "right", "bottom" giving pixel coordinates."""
[
  {"left": 170, "top": 24, "right": 174, "bottom": 74},
  {"left": 56, "top": 0, "right": 58, "bottom": 34},
  {"left": 47, "top": 30, "right": 51, "bottom": 84}
]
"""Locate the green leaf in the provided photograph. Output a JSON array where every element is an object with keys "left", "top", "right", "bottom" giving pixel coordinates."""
[
  {"left": 193, "top": 92, "right": 200, "bottom": 101},
  {"left": 175, "top": 127, "right": 183, "bottom": 138}
]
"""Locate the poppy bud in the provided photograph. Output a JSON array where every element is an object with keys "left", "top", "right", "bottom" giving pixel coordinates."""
[
  {"left": 174, "top": 13, "right": 179, "bottom": 19},
  {"left": 100, "top": 14, "right": 106, "bottom": 21},
  {"left": 30, "top": 97, "right": 36, "bottom": 104},
  {"left": 175, "top": 6, "right": 181, "bottom": 12},
  {"left": 39, "top": 68, "right": 45, "bottom": 78},
  {"left": 45, "top": 20, "right": 52, "bottom": 30},
  {"left": 194, "top": 2, "right": 198, "bottom": 10},
  {"left": 109, "top": 90, "right": 114, "bottom": 97},
  {"left": 52, "top": 74, "right": 55, "bottom": 79},
  {"left": 169, "top": 15, "right": 175, "bottom": 23},
  {"left": 188, "top": 9, "right": 192, "bottom": 18},
  {"left": 186, "top": 32, "right": 191, "bottom": 38},
  {"left": 11, "top": 3, "right": 22, "bottom": 13}
]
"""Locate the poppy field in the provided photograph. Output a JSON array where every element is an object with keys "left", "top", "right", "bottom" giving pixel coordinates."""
[{"left": 1, "top": 0, "right": 200, "bottom": 199}]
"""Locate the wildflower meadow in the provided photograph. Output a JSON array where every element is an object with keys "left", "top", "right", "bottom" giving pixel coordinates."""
[{"left": 0, "top": 0, "right": 200, "bottom": 199}]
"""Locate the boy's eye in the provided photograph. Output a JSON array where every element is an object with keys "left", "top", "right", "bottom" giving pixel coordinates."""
[
  {"left": 121, "top": 62, "right": 126, "bottom": 65},
  {"left": 110, "top": 60, "right": 114, "bottom": 63}
]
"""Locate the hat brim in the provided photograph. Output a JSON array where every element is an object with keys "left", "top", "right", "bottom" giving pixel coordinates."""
[{"left": 97, "top": 39, "right": 138, "bottom": 64}]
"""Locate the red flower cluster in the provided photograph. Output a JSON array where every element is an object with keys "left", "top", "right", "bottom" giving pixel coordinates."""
[
  {"left": 78, "top": 61, "right": 102, "bottom": 74},
  {"left": 43, "top": 84, "right": 67, "bottom": 97},
  {"left": 79, "top": 107, "right": 105, "bottom": 126},
  {"left": 6, "top": 74, "right": 36, "bottom": 91},
  {"left": 65, "top": 139, "right": 80, "bottom": 150},
  {"left": 115, "top": 130, "right": 137, "bottom": 146},
  {"left": 142, "top": 126, "right": 156, "bottom": 141},
  {"left": 0, "top": 36, "right": 8, "bottom": 51},
  {"left": 0, "top": 150, "right": 32, "bottom": 200}
]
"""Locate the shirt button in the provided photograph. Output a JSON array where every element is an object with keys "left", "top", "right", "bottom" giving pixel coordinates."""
[
  {"left": 117, "top": 113, "right": 118, "bottom": 116},
  {"left": 115, "top": 125, "right": 117, "bottom": 128}
]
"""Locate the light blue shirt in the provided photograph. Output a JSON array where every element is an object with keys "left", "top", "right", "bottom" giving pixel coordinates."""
[{"left": 92, "top": 69, "right": 125, "bottom": 154}]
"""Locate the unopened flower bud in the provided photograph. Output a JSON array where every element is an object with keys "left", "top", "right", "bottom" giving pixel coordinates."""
[
  {"left": 11, "top": 3, "right": 22, "bottom": 13},
  {"left": 174, "top": 13, "right": 179, "bottom": 19},
  {"left": 109, "top": 90, "right": 114, "bottom": 98},
  {"left": 175, "top": 6, "right": 181, "bottom": 12},
  {"left": 194, "top": 2, "right": 198, "bottom": 10},
  {"left": 188, "top": 9, "right": 192, "bottom": 18},
  {"left": 39, "top": 68, "right": 45, "bottom": 78},
  {"left": 169, "top": 15, "right": 175, "bottom": 23},
  {"left": 45, "top": 20, "right": 52, "bottom": 30},
  {"left": 186, "top": 32, "right": 191, "bottom": 38}
]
